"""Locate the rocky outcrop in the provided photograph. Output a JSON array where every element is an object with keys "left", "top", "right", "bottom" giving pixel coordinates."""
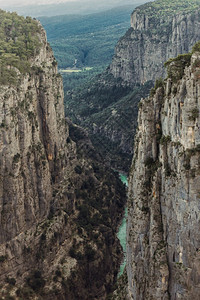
[
  {"left": 110, "top": 3, "right": 200, "bottom": 86},
  {"left": 0, "top": 12, "right": 126, "bottom": 300},
  {"left": 127, "top": 49, "right": 200, "bottom": 299}
]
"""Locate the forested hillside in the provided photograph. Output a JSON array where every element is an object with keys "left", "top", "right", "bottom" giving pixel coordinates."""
[
  {"left": 0, "top": 9, "right": 41, "bottom": 84},
  {"left": 39, "top": 6, "right": 136, "bottom": 93},
  {"left": 39, "top": 6, "right": 134, "bottom": 69}
]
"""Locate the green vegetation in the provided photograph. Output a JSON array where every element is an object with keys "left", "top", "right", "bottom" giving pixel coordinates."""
[
  {"left": 0, "top": 10, "right": 41, "bottom": 85},
  {"left": 189, "top": 107, "right": 199, "bottom": 121},
  {"left": 137, "top": 0, "right": 200, "bottom": 20},
  {"left": 26, "top": 270, "right": 45, "bottom": 292},
  {"left": 63, "top": 66, "right": 105, "bottom": 92},
  {"left": 0, "top": 255, "right": 7, "bottom": 263},
  {"left": 164, "top": 53, "right": 192, "bottom": 82},
  {"left": 192, "top": 40, "right": 200, "bottom": 53},
  {"left": 39, "top": 6, "right": 134, "bottom": 92},
  {"left": 39, "top": 7, "right": 133, "bottom": 69},
  {"left": 160, "top": 135, "right": 171, "bottom": 145},
  {"left": 13, "top": 153, "right": 21, "bottom": 163},
  {"left": 150, "top": 78, "right": 164, "bottom": 96},
  {"left": 163, "top": 40, "right": 200, "bottom": 82},
  {"left": 65, "top": 76, "right": 152, "bottom": 171},
  {"left": 5, "top": 277, "right": 16, "bottom": 286}
]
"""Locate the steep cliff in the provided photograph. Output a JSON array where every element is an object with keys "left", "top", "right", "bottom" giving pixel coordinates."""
[
  {"left": 127, "top": 45, "right": 200, "bottom": 299},
  {"left": 110, "top": 0, "right": 200, "bottom": 86},
  {"left": 0, "top": 11, "right": 126, "bottom": 300},
  {"left": 65, "top": 0, "right": 200, "bottom": 172}
]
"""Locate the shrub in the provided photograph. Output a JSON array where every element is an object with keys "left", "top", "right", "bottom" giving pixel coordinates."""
[
  {"left": 188, "top": 108, "right": 199, "bottom": 121},
  {"left": 27, "top": 270, "right": 45, "bottom": 291},
  {"left": 5, "top": 277, "right": 16, "bottom": 286},
  {"left": 164, "top": 53, "right": 191, "bottom": 82},
  {"left": 0, "top": 255, "right": 7, "bottom": 263},
  {"left": 55, "top": 270, "right": 62, "bottom": 277},
  {"left": 144, "top": 157, "right": 155, "bottom": 167},
  {"left": 160, "top": 135, "right": 171, "bottom": 145},
  {"left": 150, "top": 78, "right": 164, "bottom": 96},
  {"left": 13, "top": 153, "right": 20, "bottom": 163},
  {"left": 85, "top": 245, "right": 96, "bottom": 261},
  {"left": 192, "top": 41, "right": 200, "bottom": 53},
  {"left": 74, "top": 165, "right": 82, "bottom": 174},
  {"left": 165, "top": 163, "right": 172, "bottom": 176}
]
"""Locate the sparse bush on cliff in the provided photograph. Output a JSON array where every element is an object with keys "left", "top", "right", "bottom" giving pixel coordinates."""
[
  {"left": 192, "top": 40, "right": 200, "bottom": 53},
  {"left": 150, "top": 78, "right": 164, "bottom": 96},
  {"left": 164, "top": 53, "right": 192, "bottom": 82},
  {"left": 188, "top": 107, "right": 199, "bottom": 121},
  {"left": 160, "top": 135, "right": 171, "bottom": 145}
]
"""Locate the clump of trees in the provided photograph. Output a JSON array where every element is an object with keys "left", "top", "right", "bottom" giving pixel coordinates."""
[
  {"left": 138, "top": 0, "right": 200, "bottom": 20},
  {"left": 0, "top": 10, "right": 42, "bottom": 85}
]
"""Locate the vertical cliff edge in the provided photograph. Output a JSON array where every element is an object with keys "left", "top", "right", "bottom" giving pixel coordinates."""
[
  {"left": 110, "top": 0, "right": 200, "bottom": 86},
  {"left": 127, "top": 45, "right": 200, "bottom": 299},
  {"left": 0, "top": 11, "right": 126, "bottom": 300}
]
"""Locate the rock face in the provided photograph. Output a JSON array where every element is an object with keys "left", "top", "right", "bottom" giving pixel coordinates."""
[
  {"left": 0, "top": 12, "right": 126, "bottom": 300},
  {"left": 109, "top": 1, "right": 200, "bottom": 86},
  {"left": 0, "top": 24, "right": 68, "bottom": 244},
  {"left": 127, "top": 49, "right": 200, "bottom": 299}
]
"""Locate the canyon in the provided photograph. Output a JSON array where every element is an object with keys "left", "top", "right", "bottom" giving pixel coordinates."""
[{"left": 0, "top": 0, "right": 200, "bottom": 299}]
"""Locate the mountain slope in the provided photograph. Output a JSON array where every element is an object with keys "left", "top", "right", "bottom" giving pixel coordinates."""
[{"left": 39, "top": 6, "right": 134, "bottom": 69}]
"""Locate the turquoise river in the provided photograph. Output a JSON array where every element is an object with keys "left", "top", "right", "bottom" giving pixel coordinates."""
[{"left": 117, "top": 173, "right": 128, "bottom": 276}]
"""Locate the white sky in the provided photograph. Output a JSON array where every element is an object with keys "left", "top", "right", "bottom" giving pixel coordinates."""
[{"left": 0, "top": 0, "right": 76, "bottom": 7}]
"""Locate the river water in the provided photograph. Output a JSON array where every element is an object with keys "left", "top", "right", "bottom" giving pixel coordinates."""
[{"left": 117, "top": 173, "right": 128, "bottom": 276}]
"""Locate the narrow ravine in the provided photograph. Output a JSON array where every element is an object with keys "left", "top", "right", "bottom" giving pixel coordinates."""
[{"left": 117, "top": 173, "right": 128, "bottom": 276}]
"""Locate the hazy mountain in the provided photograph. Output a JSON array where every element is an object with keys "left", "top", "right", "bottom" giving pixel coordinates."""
[{"left": 2, "top": 0, "right": 152, "bottom": 17}]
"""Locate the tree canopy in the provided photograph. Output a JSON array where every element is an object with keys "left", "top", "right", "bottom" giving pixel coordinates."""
[{"left": 0, "top": 10, "right": 42, "bottom": 85}]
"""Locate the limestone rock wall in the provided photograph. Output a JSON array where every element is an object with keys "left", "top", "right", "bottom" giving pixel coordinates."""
[
  {"left": 0, "top": 20, "right": 126, "bottom": 300},
  {"left": 0, "top": 24, "right": 68, "bottom": 243},
  {"left": 109, "top": 9, "right": 200, "bottom": 86},
  {"left": 127, "top": 52, "right": 200, "bottom": 299}
]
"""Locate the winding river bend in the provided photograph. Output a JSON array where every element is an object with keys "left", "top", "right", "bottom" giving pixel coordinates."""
[{"left": 117, "top": 173, "right": 128, "bottom": 276}]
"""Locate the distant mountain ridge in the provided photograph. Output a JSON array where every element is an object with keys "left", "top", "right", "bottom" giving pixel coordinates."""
[
  {"left": 2, "top": 0, "right": 151, "bottom": 17},
  {"left": 39, "top": 6, "right": 134, "bottom": 69}
]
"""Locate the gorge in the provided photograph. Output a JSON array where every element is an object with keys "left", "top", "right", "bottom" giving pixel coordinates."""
[{"left": 0, "top": 0, "right": 200, "bottom": 299}]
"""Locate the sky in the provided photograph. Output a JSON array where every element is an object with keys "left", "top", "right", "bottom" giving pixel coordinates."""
[
  {"left": 0, "top": 0, "right": 75, "bottom": 7},
  {"left": 0, "top": 0, "right": 149, "bottom": 7},
  {"left": 0, "top": 0, "right": 151, "bottom": 17}
]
